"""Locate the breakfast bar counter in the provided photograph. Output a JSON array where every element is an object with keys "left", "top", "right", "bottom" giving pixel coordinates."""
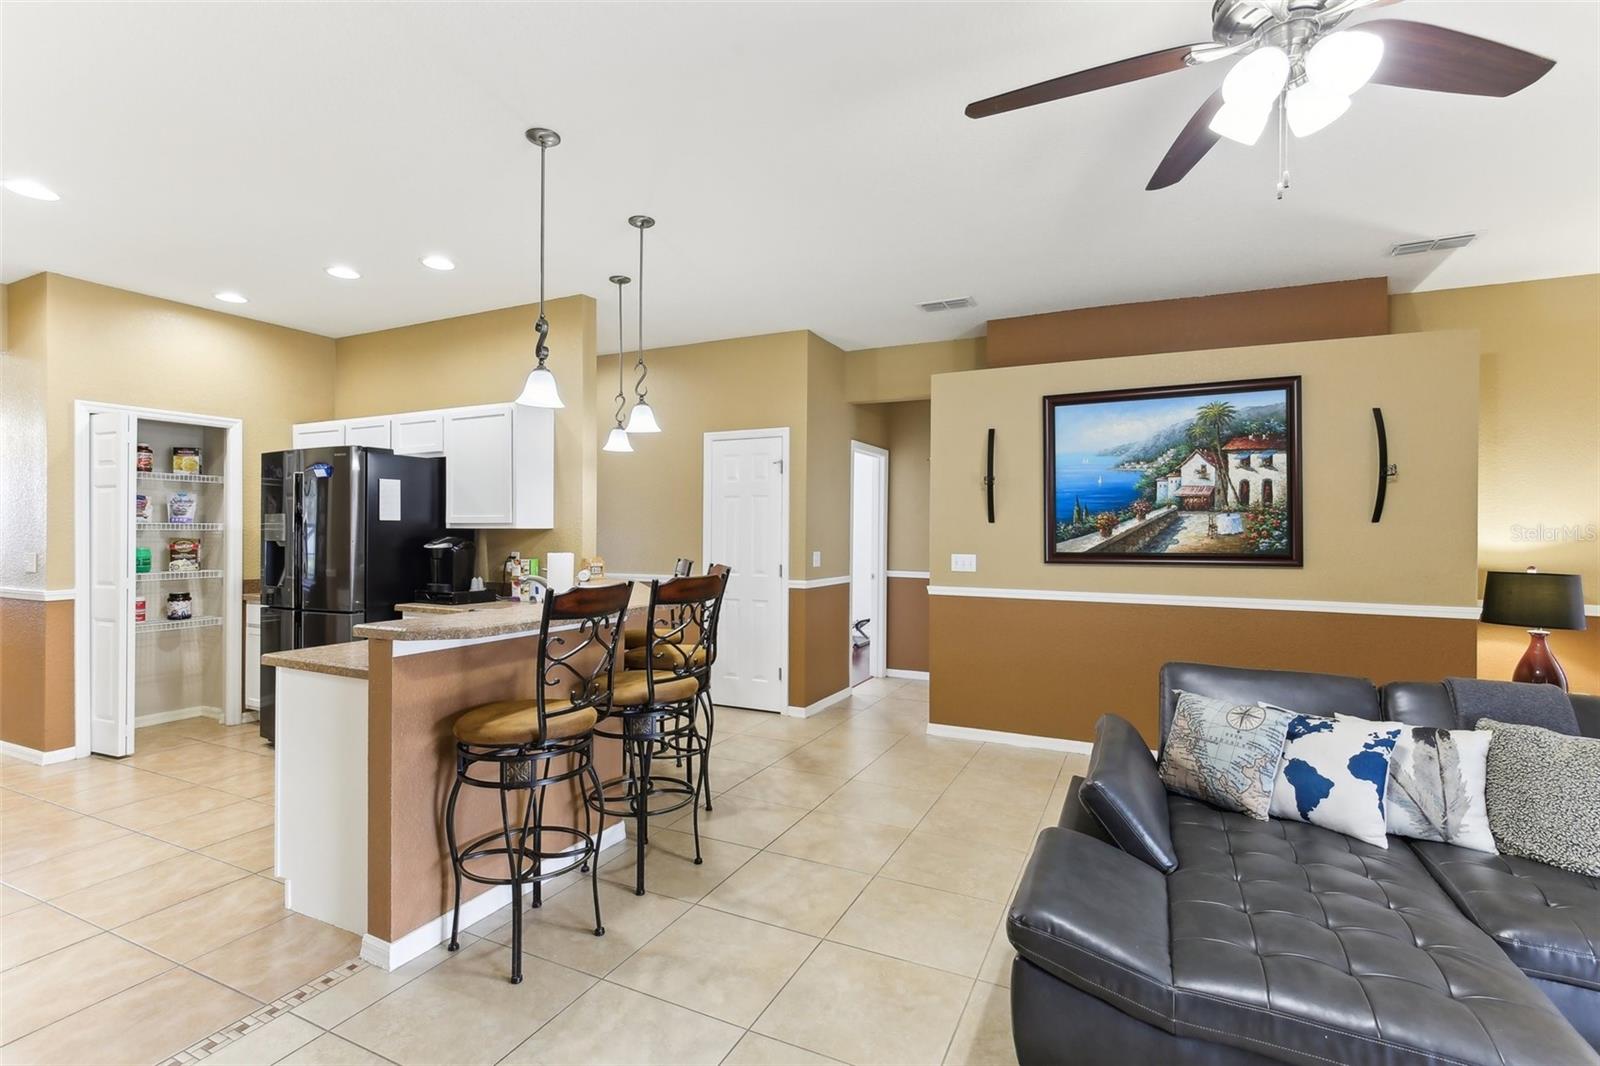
[{"left": 268, "top": 588, "right": 633, "bottom": 970}]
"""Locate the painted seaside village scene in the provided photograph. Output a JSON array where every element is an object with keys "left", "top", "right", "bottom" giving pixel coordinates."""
[{"left": 1045, "top": 378, "right": 1299, "bottom": 564}]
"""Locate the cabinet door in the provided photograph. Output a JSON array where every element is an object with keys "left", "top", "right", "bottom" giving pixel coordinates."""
[
  {"left": 391, "top": 412, "right": 445, "bottom": 456},
  {"left": 292, "top": 421, "right": 346, "bottom": 449},
  {"left": 443, "top": 407, "right": 515, "bottom": 526},
  {"left": 344, "top": 418, "right": 392, "bottom": 450}
]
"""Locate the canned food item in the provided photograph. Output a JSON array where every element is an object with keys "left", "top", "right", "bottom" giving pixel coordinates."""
[
  {"left": 135, "top": 597, "right": 147, "bottom": 623},
  {"left": 136, "top": 444, "right": 154, "bottom": 472},
  {"left": 171, "top": 447, "right": 202, "bottom": 475},
  {"left": 135, "top": 547, "right": 152, "bottom": 574},
  {"left": 168, "top": 538, "right": 201, "bottom": 572},
  {"left": 165, "top": 592, "right": 192, "bottom": 621},
  {"left": 168, "top": 491, "right": 196, "bottom": 523}
]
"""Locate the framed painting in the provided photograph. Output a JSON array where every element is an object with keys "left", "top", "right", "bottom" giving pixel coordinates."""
[{"left": 1043, "top": 376, "right": 1302, "bottom": 566}]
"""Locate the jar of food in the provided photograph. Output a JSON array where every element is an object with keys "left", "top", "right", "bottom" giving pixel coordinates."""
[
  {"left": 135, "top": 596, "right": 147, "bottom": 623},
  {"left": 135, "top": 546, "right": 152, "bottom": 574},
  {"left": 167, "top": 538, "right": 200, "bottom": 572},
  {"left": 168, "top": 491, "right": 196, "bottom": 524},
  {"left": 135, "top": 494, "right": 152, "bottom": 522},
  {"left": 136, "top": 443, "right": 154, "bottom": 473},
  {"left": 165, "top": 592, "right": 192, "bottom": 621},
  {"left": 171, "top": 447, "right": 202, "bottom": 475}
]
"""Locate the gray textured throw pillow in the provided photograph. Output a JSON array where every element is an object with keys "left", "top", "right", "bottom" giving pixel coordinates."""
[{"left": 1476, "top": 719, "right": 1600, "bottom": 876}]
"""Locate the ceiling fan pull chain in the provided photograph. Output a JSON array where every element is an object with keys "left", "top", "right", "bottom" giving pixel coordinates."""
[{"left": 1275, "top": 91, "right": 1291, "bottom": 200}]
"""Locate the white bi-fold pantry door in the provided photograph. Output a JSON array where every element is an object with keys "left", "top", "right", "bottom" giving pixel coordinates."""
[
  {"left": 88, "top": 410, "right": 135, "bottom": 756},
  {"left": 704, "top": 431, "right": 788, "bottom": 713}
]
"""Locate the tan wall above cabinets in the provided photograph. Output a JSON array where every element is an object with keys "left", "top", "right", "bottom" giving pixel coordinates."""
[
  {"left": 928, "top": 330, "right": 1481, "bottom": 742},
  {"left": 883, "top": 401, "right": 931, "bottom": 574},
  {"left": 333, "top": 295, "right": 597, "bottom": 572},
  {"left": 985, "top": 278, "right": 1389, "bottom": 368},
  {"left": 845, "top": 338, "right": 983, "bottom": 403}
]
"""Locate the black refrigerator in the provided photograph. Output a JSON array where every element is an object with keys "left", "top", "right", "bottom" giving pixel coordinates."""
[{"left": 259, "top": 447, "right": 446, "bottom": 742}]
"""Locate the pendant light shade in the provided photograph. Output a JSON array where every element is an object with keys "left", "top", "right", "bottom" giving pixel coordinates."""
[
  {"left": 515, "top": 127, "right": 564, "bottom": 409},
  {"left": 602, "top": 426, "right": 634, "bottom": 453},
  {"left": 627, "top": 214, "right": 661, "bottom": 433}
]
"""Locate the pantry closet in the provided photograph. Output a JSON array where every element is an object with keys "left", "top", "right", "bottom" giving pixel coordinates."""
[{"left": 76, "top": 402, "right": 244, "bottom": 757}]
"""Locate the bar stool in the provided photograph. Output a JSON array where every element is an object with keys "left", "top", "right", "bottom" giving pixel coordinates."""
[
  {"left": 443, "top": 581, "right": 631, "bottom": 983},
  {"left": 589, "top": 573, "right": 726, "bottom": 895}
]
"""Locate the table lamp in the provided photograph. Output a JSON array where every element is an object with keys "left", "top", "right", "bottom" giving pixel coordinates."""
[{"left": 1479, "top": 567, "right": 1587, "bottom": 690}]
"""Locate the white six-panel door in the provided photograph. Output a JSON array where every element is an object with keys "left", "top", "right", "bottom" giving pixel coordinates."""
[
  {"left": 88, "top": 411, "right": 135, "bottom": 756},
  {"left": 705, "top": 432, "right": 787, "bottom": 712}
]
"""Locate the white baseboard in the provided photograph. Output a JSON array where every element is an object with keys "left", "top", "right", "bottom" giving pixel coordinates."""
[
  {"left": 0, "top": 741, "right": 79, "bottom": 765},
  {"left": 134, "top": 705, "right": 220, "bottom": 728},
  {"left": 887, "top": 669, "right": 929, "bottom": 681},
  {"left": 359, "top": 821, "right": 626, "bottom": 971},
  {"left": 926, "top": 722, "right": 1094, "bottom": 756},
  {"left": 785, "top": 688, "right": 851, "bottom": 718}
]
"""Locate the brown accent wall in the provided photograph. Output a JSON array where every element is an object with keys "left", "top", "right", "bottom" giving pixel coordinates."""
[
  {"left": 0, "top": 599, "right": 75, "bottom": 751},
  {"left": 886, "top": 577, "right": 929, "bottom": 674},
  {"left": 931, "top": 597, "right": 1477, "bottom": 745},
  {"left": 366, "top": 637, "right": 623, "bottom": 942},
  {"left": 788, "top": 584, "right": 849, "bottom": 709},
  {"left": 985, "top": 278, "right": 1389, "bottom": 368}
]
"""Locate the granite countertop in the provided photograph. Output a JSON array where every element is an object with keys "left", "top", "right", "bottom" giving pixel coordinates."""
[
  {"left": 394, "top": 600, "right": 520, "bottom": 615},
  {"left": 262, "top": 641, "right": 369, "bottom": 679}
]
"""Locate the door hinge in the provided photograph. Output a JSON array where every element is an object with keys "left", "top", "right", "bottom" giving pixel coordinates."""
[
  {"left": 774, "top": 459, "right": 784, "bottom": 473},
  {"left": 778, "top": 564, "right": 784, "bottom": 579},
  {"left": 778, "top": 667, "right": 783, "bottom": 680}
]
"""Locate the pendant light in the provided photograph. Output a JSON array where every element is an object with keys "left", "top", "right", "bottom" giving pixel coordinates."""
[
  {"left": 624, "top": 214, "right": 661, "bottom": 434},
  {"left": 514, "top": 127, "right": 565, "bottom": 409},
  {"left": 603, "top": 275, "right": 634, "bottom": 453}
]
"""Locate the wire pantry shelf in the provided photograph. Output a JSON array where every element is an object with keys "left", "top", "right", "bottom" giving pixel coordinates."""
[
  {"left": 138, "top": 522, "right": 223, "bottom": 532},
  {"left": 137, "top": 570, "right": 223, "bottom": 583},
  {"left": 136, "top": 616, "right": 222, "bottom": 634},
  {"left": 137, "top": 471, "right": 223, "bottom": 484}
]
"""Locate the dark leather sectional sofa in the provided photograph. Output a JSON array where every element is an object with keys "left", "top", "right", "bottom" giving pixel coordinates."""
[{"left": 1008, "top": 663, "right": 1600, "bottom": 1066}]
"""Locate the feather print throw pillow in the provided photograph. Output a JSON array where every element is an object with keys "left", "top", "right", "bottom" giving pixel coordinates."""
[
  {"left": 1268, "top": 712, "right": 1403, "bottom": 848},
  {"left": 1384, "top": 727, "right": 1496, "bottom": 853}
]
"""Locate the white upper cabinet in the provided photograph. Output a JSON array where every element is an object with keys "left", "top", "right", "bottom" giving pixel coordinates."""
[
  {"left": 442, "top": 404, "right": 554, "bottom": 528},
  {"left": 343, "top": 417, "right": 392, "bottom": 450},
  {"left": 391, "top": 411, "right": 445, "bottom": 456},
  {"left": 289, "top": 403, "right": 553, "bottom": 529},
  {"left": 292, "top": 420, "right": 346, "bottom": 449}
]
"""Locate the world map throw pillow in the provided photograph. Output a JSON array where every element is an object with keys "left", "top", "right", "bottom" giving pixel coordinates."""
[
  {"left": 1385, "top": 727, "right": 1496, "bottom": 853},
  {"left": 1158, "top": 691, "right": 1295, "bottom": 820},
  {"left": 1268, "top": 712, "right": 1403, "bottom": 848}
]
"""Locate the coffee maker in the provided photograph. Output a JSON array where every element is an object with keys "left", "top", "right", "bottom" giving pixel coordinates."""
[{"left": 419, "top": 536, "right": 494, "bottom": 604}]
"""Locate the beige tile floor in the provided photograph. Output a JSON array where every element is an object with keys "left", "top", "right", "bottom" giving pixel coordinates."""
[{"left": 2, "top": 679, "right": 1086, "bottom": 1065}]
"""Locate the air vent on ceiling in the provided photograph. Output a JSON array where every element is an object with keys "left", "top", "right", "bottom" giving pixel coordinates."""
[
  {"left": 918, "top": 296, "right": 976, "bottom": 312},
  {"left": 1389, "top": 233, "right": 1477, "bottom": 257}
]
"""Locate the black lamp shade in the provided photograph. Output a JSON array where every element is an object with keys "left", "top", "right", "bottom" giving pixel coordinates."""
[{"left": 1480, "top": 570, "right": 1588, "bottom": 631}]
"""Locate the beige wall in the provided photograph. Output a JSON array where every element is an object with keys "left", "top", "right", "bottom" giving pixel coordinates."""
[
  {"left": 845, "top": 338, "right": 982, "bottom": 404},
  {"left": 333, "top": 295, "right": 597, "bottom": 574},
  {"left": 884, "top": 401, "right": 931, "bottom": 573},
  {"left": 32, "top": 274, "right": 337, "bottom": 588},
  {"left": 930, "top": 330, "right": 1481, "bottom": 606},
  {"left": 806, "top": 334, "right": 888, "bottom": 580},
  {"left": 595, "top": 331, "right": 810, "bottom": 576}
]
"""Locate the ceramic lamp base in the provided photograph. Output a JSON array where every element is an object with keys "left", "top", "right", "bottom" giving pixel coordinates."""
[{"left": 1511, "top": 630, "right": 1568, "bottom": 691}]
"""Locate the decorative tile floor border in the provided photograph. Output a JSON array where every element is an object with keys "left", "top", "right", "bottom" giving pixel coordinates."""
[{"left": 162, "top": 958, "right": 366, "bottom": 1065}]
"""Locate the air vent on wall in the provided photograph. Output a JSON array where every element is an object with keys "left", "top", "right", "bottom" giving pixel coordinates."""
[
  {"left": 918, "top": 296, "right": 976, "bottom": 312},
  {"left": 1389, "top": 233, "right": 1477, "bottom": 256}
]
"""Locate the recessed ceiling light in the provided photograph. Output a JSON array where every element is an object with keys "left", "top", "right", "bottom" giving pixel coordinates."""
[
  {"left": 420, "top": 254, "right": 455, "bottom": 271},
  {"left": 214, "top": 291, "right": 248, "bottom": 304},
  {"left": 325, "top": 264, "right": 361, "bottom": 280},
  {"left": 3, "top": 178, "right": 60, "bottom": 201}
]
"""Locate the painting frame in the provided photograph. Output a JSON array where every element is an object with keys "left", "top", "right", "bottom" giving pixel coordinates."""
[{"left": 1042, "top": 375, "right": 1303, "bottom": 567}]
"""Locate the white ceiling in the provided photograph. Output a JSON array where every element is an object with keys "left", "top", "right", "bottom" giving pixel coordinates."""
[{"left": 3, "top": 1, "right": 1596, "bottom": 352}]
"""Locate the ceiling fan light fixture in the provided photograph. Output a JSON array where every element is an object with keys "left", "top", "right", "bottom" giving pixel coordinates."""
[
  {"left": 1286, "top": 81, "right": 1350, "bottom": 137},
  {"left": 1208, "top": 99, "right": 1273, "bottom": 145},
  {"left": 1305, "top": 30, "right": 1385, "bottom": 97},
  {"left": 1221, "top": 45, "right": 1290, "bottom": 107}
]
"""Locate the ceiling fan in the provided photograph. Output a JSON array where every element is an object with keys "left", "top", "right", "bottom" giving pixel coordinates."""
[{"left": 965, "top": 0, "right": 1556, "bottom": 194}]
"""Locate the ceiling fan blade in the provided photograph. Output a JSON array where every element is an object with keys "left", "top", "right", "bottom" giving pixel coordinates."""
[
  {"left": 1360, "top": 19, "right": 1555, "bottom": 97},
  {"left": 965, "top": 44, "right": 1200, "bottom": 119},
  {"left": 1147, "top": 90, "right": 1224, "bottom": 191}
]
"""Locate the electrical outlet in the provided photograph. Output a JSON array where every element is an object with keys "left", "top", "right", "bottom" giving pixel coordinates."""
[
  {"left": 811, "top": 550, "right": 822, "bottom": 567},
  {"left": 951, "top": 553, "right": 977, "bottom": 573}
]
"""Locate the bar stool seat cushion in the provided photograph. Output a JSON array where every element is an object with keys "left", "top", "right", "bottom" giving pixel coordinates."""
[
  {"left": 624, "top": 644, "right": 708, "bottom": 671},
  {"left": 452, "top": 699, "right": 598, "bottom": 746},
  {"left": 606, "top": 670, "right": 700, "bottom": 706}
]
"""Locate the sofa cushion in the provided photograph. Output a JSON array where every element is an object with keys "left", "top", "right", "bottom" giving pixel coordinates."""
[
  {"left": 1159, "top": 692, "right": 1294, "bottom": 820},
  {"left": 1478, "top": 720, "right": 1600, "bottom": 877},
  {"left": 1164, "top": 795, "right": 1596, "bottom": 1066},
  {"left": 1081, "top": 715, "right": 1177, "bottom": 872},
  {"left": 1385, "top": 726, "right": 1496, "bottom": 853},
  {"left": 1267, "top": 712, "right": 1401, "bottom": 847},
  {"left": 1159, "top": 662, "right": 1380, "bottom": 747},
  {"left": 1410, "top": 841, "right": 1600, "bottom": 991}
]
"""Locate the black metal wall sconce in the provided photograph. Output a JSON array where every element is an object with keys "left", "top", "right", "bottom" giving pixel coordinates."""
[
  {"left": 1371, "top": 407, "right": 1399, "bottom": 523},
  {"left": 982, "top": 428, "right": 996, "bottom": 523}
]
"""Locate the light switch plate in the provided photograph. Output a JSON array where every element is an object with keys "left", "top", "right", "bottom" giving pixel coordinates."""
[
  {"left": 951, "top": 553, "right": 977, "bottom": 573},
  {"left": 811, "top": 550, "right": 822, "bottom": 567},
  {"left": 20, "top": 552, "right": 38, "bottom": 574}
]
